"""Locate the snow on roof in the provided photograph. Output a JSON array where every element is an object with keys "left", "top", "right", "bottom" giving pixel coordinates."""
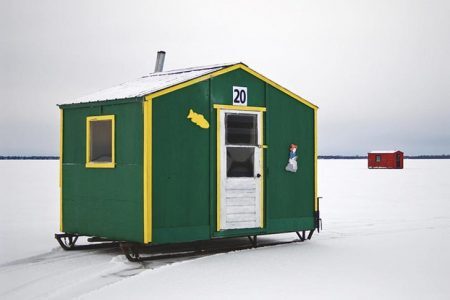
[
  {"left": 63, "top": 62, "right": 239, "bottom": 105},
  {"left": 369, "top": 150, "right": 402, "bottom": 154}
]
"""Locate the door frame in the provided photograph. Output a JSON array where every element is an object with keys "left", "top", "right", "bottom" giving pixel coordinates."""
[{"left": 213, "top": 104, "right": 267, "bottom": 232}]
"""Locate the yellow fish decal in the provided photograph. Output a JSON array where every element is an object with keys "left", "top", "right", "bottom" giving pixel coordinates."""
[{"left": 187, "top": 109, "right": 209, "bottom": 129}]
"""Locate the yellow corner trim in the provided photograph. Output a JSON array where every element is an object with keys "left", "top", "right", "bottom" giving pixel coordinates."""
[
  {"left": 216, "top": 108, "right": 221, "bottom": 231},
  {"left": 259, "top": 113, "right": 264, "bottom": 228},
  {"left": 213, "top": 104, "right": 267, "bottom": 112},
  {"left": 143, "top": 100, "right": 152, "bottom": 243},
  {"left": 314, "top": 109, "right": 318, "bottom": 212},
  {"left": 85, "top": 115, "right": 115, "bottom": 169}
]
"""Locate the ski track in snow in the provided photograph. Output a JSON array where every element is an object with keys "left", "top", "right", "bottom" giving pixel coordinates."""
[
  {"left": 1, "top": 160, "right": 450, "bottom": 299},
  {"left": 0, "top": 244, "right": 206, "bottom": 299}
]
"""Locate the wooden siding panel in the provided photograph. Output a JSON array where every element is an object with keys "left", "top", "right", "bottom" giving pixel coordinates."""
[
  {"left": 62, "top": 101, "right": 144, "bottom": 242},
  {"left": 265, "top": 85, "right": 315, "bottom": 232},
  {"left": 152, "top": 81, "right": 211, "bottom": 244}
]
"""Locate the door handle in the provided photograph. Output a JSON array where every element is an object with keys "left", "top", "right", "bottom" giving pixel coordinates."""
[{"left": 256, "top": 173, "right": 261, "bottom": 178}]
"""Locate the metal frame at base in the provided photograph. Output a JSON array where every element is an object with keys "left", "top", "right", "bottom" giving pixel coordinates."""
[
  {"left": 54, "top": 233, "right": 120, "bottom": 250},
  {"left": 120, "top": 230, "right": 316, "bottom": 262},
  {"left": 55, "top": 227, "right": 320, "bottom": 263}
]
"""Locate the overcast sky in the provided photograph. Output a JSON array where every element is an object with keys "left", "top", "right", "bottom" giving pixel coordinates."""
[{"left": 1, "top": 0, "right": 449, "bottom": 155}]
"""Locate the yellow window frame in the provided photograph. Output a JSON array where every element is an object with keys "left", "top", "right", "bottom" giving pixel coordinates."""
[{"left": 86, "top": 115, "right": 116, "bottom": 168}]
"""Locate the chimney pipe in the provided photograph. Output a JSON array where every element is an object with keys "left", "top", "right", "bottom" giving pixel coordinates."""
[{"left": 154, "top": 51, "right": 166, "bottom": 72}]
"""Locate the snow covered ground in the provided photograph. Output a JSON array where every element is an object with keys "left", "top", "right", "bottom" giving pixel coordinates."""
[{"left": 1, "top": 159, "right": 449, "bottom": 299}]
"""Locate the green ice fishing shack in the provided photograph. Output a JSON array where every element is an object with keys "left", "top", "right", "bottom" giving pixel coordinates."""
[{"left": 57, "top": 53, "right": 320, "bottom": 250}]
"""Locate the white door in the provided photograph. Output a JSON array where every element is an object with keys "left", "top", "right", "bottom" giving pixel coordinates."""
[{"left": 219, "top": 110, "right": 263, "bottom": 230}]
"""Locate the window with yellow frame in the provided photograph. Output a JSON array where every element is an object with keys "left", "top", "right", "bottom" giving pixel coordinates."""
[{"left": 86, "top": 115, "right": 115, "bottom": 168}]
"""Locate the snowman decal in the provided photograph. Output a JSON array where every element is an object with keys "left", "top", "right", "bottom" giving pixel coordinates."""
[{"left": 285, "top": 144, "right": 298, "bottom": 173}]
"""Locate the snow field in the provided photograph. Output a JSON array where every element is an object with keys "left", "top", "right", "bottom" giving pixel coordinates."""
[{"left": 1, "top": 159, "right": 449, "bottom": 299}]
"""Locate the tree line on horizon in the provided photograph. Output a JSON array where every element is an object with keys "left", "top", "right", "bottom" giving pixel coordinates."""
[{"left": 0, "top": 156, "right": 59, "bottom": 160}]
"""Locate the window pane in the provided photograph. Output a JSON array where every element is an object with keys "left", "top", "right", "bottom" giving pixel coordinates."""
[
  {"left": 90, "top": 120, "right": 112, "bottom": 162},
  {"left": 227, "top": 147, "right": 254, "bottom": 177},
  {"left": 225, "top": 113, "right": 257, "bottom": 145}
]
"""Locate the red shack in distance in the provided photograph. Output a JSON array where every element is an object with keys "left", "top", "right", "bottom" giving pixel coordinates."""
[{"left": 368, "top": 150, "right": 404, "bottom": 169}]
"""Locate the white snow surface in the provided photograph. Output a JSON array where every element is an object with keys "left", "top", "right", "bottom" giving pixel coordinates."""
[
  {"left": 1, "top": 159, "right": 450, "bottom": 299},
  {"left": 63, "top": 63, "right": 236, "bottom": 104}
]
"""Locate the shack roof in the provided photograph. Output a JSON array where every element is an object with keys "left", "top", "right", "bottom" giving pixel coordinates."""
[
  {"left": 59, "top": 62, "right": 318, "bottom": 110},
  {"left": 369, "top": 150, "right": 403, "bottom": 154},
  {"left": 61, "top": 63, "right": 236, "bottom": 105}
]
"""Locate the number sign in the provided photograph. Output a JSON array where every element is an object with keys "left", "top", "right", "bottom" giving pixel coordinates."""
[{"left": 232, "top": 86, "right": 248, "bottom": 106}]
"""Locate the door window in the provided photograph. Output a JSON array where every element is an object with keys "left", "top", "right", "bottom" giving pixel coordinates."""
[
  {"left": 226, "top": 147, "right": 254, "bottom": 177},
  {"left": 225, "top": 113, "right": 257, "bottom": 178},
  {"left": 225, "top": 113, "right": 257, "bottom": 145}
]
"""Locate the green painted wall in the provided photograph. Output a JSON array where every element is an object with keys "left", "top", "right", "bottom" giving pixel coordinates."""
[
  {"left": 265, "top": 86, "right": 315, "bottom": 232},
  {"left": 210, "top": 68, "right": 266, "bottom": 107},
  {"left": 62, "top": 100, "right": 144, "bottom": 242},
  {"left": 152, "top": 81, "right": 211, "bottom": 244}
]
